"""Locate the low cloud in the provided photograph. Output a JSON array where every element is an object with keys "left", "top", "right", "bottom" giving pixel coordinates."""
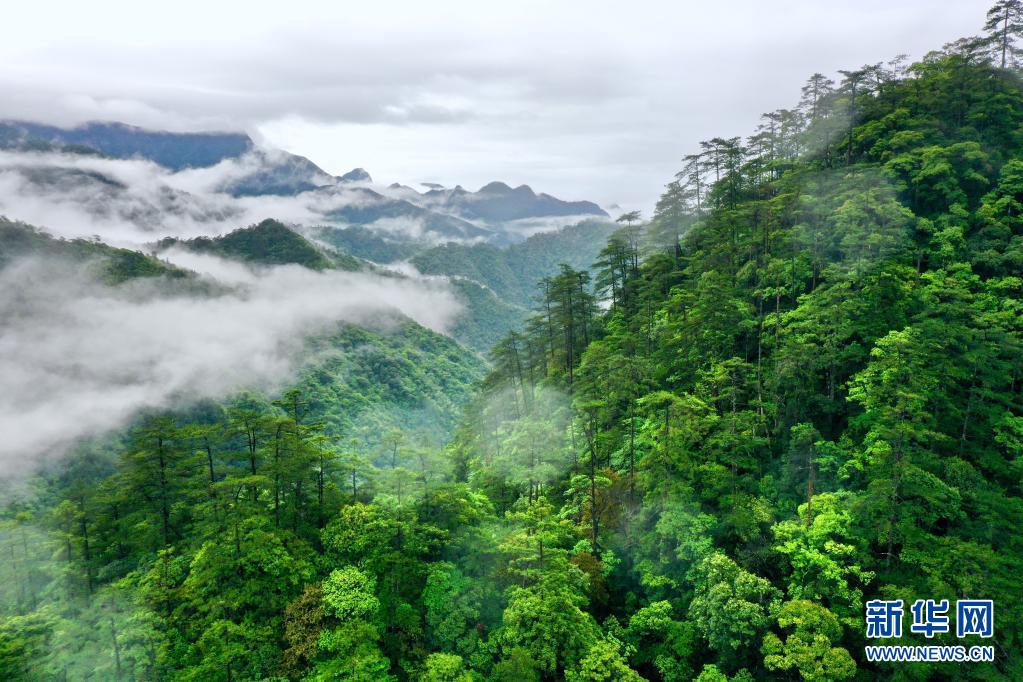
[
  {"left": 497, "top": 214, "right": 605, "bottom": 240},
  {"left": 0, "top": 253, "right": 462, "bottom": 479},
  {"left": 0, "top": 149, "right": 494, "bottom": 248}
]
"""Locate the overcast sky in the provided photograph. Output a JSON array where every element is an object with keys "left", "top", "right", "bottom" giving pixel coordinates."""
[{"left": 2, "top": 0, "right": 989, "bottom": 211}]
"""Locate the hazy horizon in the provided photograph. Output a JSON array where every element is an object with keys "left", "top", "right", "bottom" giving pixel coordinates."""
[{"left": 3, "top": 1, "right": 991, "bottom": 212}]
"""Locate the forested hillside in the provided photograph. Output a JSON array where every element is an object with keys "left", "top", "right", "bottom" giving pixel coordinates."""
[
  {"left": 0, "top": 219, "right": 193, "bottom": 284},
  {"left": 158, "top": 219, "right": 362, "bottom": 271},
  {"left": 3, "top": 7, "right": 1023, "bottom": 682},
  {"left": 156, "top": 219, "right": 523, "bottom": 352},
  {"left": 410, "top": 219, "right": 619, "bottom": 308},
  {"left": 314, "top": 218, "right": 618, "bottom": 309},
  {"left": 457, "top": 27, "right": 1023, "bottom": 681},
  {"left": 313, "top": 218, "right": 618, "bottom": 349}
]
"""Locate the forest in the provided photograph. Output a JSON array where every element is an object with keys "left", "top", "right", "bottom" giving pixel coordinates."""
[{"left": 3, "top": 3, "right": 1023, "bottom": 680}]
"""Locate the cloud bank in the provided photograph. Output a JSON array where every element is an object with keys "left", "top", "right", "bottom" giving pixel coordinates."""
[
  {"left": 3, "top": 0, "right": 989, "bottom": 211},
  {"left": 0, "top": 253, "right": 462, "bottom": 478},
  {"left": 0, "top": 149, "right": 408, "bottom": 246}
]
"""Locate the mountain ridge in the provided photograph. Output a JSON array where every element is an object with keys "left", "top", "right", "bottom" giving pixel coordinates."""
[
  {"left": 0, "top": 119, "right": 612, "bottom": 231},
  {"left": 0, "top": 120, "right": 254, "bottom": 170}
]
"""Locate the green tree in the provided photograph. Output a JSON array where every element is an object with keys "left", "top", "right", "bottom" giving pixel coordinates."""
[
  {"left": 761, "top": 600, "right": 856, "bottom": 682},
  {"left": 312, "top": 567, "right": 395, "bottom": 682},
  {"left": 984, "top": 0, "right": 1023, "bottom": 68},
  {"left": 688, "top": 553, "right": 781, "bottom": 669},
  {"left": 566, "top": 638, "right": 646, "bottom": 681}
]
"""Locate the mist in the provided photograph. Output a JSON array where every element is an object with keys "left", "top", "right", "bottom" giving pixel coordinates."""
[
  {"left": 0, "top": 253, "right": 462, "bottom": 479},
  {"left": 0, "top": 148, "right": 485, "bottom": 248}
]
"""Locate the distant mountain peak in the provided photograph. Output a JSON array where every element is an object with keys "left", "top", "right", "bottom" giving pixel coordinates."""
[
  {"left": 476, "top": 181, "right": 540, "bottom": 200},
  {"left": 0, "top": 119, "right": 253, "bottom": 170},
  {"left": 0, "top": 118, "right": 610, "bottom": 239},
  {"left": 339, "top": 167, "right": 372, "bottom": 183},
  {"left": 479, "top": 181, "right": 512, "bottom": 193},
  {"left": 420, "top": 180, "right": 606, "bottom": 223}
]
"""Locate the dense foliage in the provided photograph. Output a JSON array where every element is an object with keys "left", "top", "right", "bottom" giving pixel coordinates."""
[
  {"left": 445, "top": 279, "right": 529, "bottom": 354},
  {"left": 457, "top": 27, "right": 1023, "bottom": 681},
  {"left": 314, "top": 225, "right": 421, "bottom": 264},
  {"left": 4, "top": 8, "right": 1023, "bottom": 681}
]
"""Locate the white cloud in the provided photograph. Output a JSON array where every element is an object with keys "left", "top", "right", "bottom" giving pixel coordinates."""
[
  {"left": 0, "top": 0, "right": 989, "bottom": 210},
  {"left": 0, "top": 253, "right": 462, "bottom": 478},
  {"left": 0, "top": 149, "right": 464, "bottom": 247}
]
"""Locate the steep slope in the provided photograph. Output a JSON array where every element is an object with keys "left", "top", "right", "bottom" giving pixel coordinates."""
[
  {"left": 298, "top": 318, "right": 488, "bottom": 444},
  {"left": 222, "top": 150, "right": 336, "bottom": 197},
  {"left": 339, "top": 168, "right": 372, "bottom": 183},
  {"left": 461, "top": 41, "right": 1023, "bottom": 681},
  {"left": 445, "top": 278, "right": 529, "bottom": 352}
]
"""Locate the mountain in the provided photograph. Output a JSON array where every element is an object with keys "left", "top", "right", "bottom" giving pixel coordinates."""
[
  {"left": 0, "top": 119, "right": 605, "bottom": 221},
  {"left": 311, "top": 219, "right": 619, "bottom": 346},
  {"left": 313, "top": 224, "right": 422, "bottom": 263},
  {"left": 0, "top": 157, "right": 244, "bottom": 231},
  {"left": 154, "top": 218, "right": 526, "bottom": 352},
  {"left": 339, "top": 167, "right": 372, "bottom": 183},
  {"left": 8, "top": 10, "right": 1023, "bottom": 682},
  {"left": 157, "top": 218, "right": 363, "bottom": 271},
  {"left": 222, "top": 149, "right": 336, "bottom": 197},
  {"left": 321, "top": 187, "right": 493, "bottom": 240},
  {"left": 0, "top": 218, "right": 487, "bottom": 449},
  {"left": 0, "top": 120, "right": 338, "bottom": 199},
  {"left": 420, "top": 180, "right": 608, "bottom": 222},
  {"left": 0, "top": 217, "right": 194, "bottom": 285},
  {"left": 0, "top": 120, "right": 252, "bottom": 170},
  {"left": 0, "top": 120, "right": 613, "bottom": 251},
  {"left": 410, "top": 219, "right": 618, "bottom": 306}
]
